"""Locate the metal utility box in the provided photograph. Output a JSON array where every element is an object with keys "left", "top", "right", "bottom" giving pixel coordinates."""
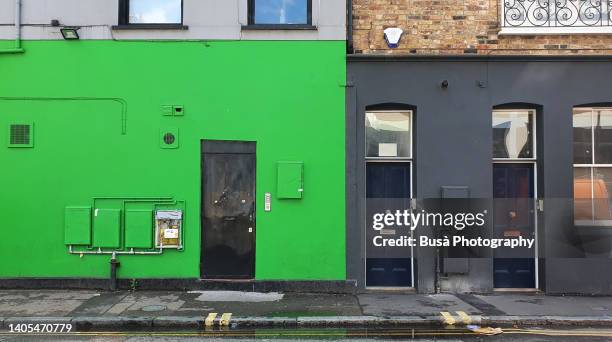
[
  {"left": 277, "top": 161, "right": 304, "bottom": 199},
  {"left": 64, "top": 206, "right": 91, "bottom": 245},
  {"left": 125, "top": 209, "right": 153, "bottom": 248},
  {"left": 92, "top": 209, "right": 121, "bottom": 248},
  {"left": 155, "top": 210, "right": 182, "bottom": 248}
]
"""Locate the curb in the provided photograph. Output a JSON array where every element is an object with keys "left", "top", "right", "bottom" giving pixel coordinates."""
[{"left": 3, "top": 315, "right": 612, "bottom": 331}]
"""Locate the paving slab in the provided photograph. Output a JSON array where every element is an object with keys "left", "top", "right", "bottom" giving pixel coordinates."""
[
  {"left": 0, "top": 290, "right": 100, "bottom": 316},
  {"left": 358, "top": 293, "right": 481, "bottom": 316},
  {"left": 474, "top": 294, "right": 612, "bottom": 316}
]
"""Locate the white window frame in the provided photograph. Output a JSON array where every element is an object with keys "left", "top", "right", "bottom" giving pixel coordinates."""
[{"left": 573, "top": 107, "right": 612, "bottom": 227}]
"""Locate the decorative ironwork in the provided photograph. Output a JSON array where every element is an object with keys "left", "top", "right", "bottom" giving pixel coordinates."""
[{"left": 503, "top": 0, "right": 612, "bottom": 27}]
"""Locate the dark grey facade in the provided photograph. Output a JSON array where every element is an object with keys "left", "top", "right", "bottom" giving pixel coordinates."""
[{"left": 346, "top": 56, "right": 612, "bottom": 294}]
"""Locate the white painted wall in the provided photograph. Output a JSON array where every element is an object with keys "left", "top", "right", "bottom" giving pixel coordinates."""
[{"left": 0, "top": 0, "right": 346, "bottom": 40}]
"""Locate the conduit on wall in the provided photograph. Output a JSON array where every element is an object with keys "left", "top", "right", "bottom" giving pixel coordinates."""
[
  {"left": 0, "top": 0, "right": 24, "bottom": 54},
  {"left": 0, "top": 97, "right": 128, "bottom": 134}
]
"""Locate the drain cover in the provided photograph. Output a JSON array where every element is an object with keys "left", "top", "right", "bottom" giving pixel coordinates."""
[{"left": 142, "top": 305, "right": 167, "bottom": 312}]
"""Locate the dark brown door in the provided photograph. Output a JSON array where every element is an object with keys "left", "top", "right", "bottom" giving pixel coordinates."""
[{"left": 201, "top": 140, "right": 255, "bottom": 279}]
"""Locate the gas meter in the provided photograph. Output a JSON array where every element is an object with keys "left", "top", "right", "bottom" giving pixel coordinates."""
[{"left": 155, "top": 210, "right": 182, "bottom": 248}]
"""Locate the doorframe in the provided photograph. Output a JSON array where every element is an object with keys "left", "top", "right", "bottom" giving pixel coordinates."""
[
  {"left": 492, "top": 109, "right": 539, "bottom": 290},
  {"left": 363, "top": 110, "right": 415, "bottom": 289},
  {"left": 200, "top": 140, "right": 257, "bottom": 280}
]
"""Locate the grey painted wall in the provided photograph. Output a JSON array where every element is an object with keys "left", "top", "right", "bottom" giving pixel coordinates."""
[
  {"left": 0, "top": 0, "right": 345, "bottom": 40},
  {"left": 347, "top": 58, "right": 612, "bottom": 294}
]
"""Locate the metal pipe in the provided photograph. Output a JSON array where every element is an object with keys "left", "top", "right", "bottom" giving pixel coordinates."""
[
  {"left": 0, "top": 0, "right": 24, "bottom": 54},
  {"left": 69, "top": 245, "right": 163, "bottom": 255},
  {"left": 109, "top": 252, "right": 120, "bottom": 291},
  {"left": 346, "top": 0, "right": 353, "bottom": 54},
  {"left": 0, "top": 97, "right": 128, "bottom": 134}
]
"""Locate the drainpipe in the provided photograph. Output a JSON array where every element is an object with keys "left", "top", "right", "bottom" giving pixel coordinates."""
[
  {"left": 346, "top": 0, "right": 353, "bottom": 54},
  {"left": 0, "top": 0, "right": 24, "bottom": 54},
  {"left": 109, "top": 252, "right": 120, "bottom": 291}
]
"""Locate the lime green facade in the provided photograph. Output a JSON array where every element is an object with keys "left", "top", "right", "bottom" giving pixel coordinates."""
[{"left": 0, "top": 40, "right": 346, "bottom": 280}]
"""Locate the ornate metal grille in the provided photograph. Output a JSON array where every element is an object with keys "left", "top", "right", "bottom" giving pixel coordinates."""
[{"left": 503, "top": 0, "right": 612, "bottom": 28}]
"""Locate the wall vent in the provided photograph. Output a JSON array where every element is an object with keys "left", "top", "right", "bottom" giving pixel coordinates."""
[{"left": 8, "top": 123, "right": 33, "bottom": 148}]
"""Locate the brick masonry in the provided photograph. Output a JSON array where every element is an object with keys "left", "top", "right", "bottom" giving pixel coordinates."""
[{"left": 352, "top": 0, "right": 612, "bottom": 55}]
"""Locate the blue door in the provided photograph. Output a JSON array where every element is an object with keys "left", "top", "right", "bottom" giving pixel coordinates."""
[
  {"left": 493, "top": 163, "right": 536, "bottom": 288},
  {"left": 366, "top": 163, "right": 412, "bottom": 287}
]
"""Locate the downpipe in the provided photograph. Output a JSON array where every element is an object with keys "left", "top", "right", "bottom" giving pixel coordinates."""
[
  {"left": 0, "top": 0, "right": 25, "bottom": 54},
  {"left": 110, "top": 252, "right": 120, "bottom": 291}
]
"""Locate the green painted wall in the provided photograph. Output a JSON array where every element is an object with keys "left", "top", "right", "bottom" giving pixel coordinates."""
[{"left": 0, "top": 40, "right": 346, "bottom": 280}]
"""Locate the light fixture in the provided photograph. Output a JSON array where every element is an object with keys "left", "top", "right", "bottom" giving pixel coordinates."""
[{"left": 60, "top": 27, "right": 80, "bottom": 40}]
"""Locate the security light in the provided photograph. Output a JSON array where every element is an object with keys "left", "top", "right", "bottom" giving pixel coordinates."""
[{"left": 60, "top": 27, "right": 80, "bottom": 40}]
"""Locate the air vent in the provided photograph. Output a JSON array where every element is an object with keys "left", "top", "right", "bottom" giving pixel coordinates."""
[
  {"left": 8, "top": 123, "right": 33, "bottom": 148},
  {"left": 160, "top": 128, "right": 179, "bottom": 149}
]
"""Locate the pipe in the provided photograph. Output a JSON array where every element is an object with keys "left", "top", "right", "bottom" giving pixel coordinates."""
[
  {"left": 0, "top": 97, "right": 128, "bottom": 134},
  {"left": 109, "top": 252, "right": 120, "bottom": 291},
  {"left": 69, "top": 245, "right": 163, "bottom": 255},
  {"left": 0, "top": 0, "right": 24, "bottom": 54},
  {"left": 346, "top": 0, "right": 353, "bottom": 54}
]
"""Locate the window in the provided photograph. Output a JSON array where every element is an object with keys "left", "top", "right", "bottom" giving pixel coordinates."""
[
  {"left": 573, "top": 108, "right": 612, "bottom": 226},
  {"left": 118, "top": 0, "right": 183, "bottom": 26},
  {"left": 366, "top": 111, "right": 411, "bottom": 158},
  {"left": 493, "top": 110, "right": 535, "bottom": 159},
  {"left": 248, "top": 0, "right": 311, "bottom": 25}
]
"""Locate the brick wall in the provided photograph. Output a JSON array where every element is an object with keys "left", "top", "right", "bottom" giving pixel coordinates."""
[{"left": 352, "top": 0, "right": 612, "bottom": 55}]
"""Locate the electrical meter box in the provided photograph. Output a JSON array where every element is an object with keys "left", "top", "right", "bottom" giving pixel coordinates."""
[
  {"left": 155, "top": 210, "right": 182, "bottom": 248},
  {"left": 277, "top": 161, "right": 304, "bottom": 199}
]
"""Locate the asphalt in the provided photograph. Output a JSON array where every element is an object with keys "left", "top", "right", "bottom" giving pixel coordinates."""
[{"left": 3, "top": 290, "right": 612, "bottom": 331}]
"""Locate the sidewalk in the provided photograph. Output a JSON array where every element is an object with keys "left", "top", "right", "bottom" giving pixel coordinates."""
[{"left": 2, "top": 290, "right": 612, "bottom": 330}]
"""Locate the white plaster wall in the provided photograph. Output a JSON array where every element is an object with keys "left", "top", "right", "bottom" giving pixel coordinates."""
[{"left": 0, "top": 0, "right": 346, "bottom": 40}]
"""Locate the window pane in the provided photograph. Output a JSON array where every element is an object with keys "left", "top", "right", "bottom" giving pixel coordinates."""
[
  {"left": 595, "top": 110, "right": 612, "bottom": 164},
  {"left": 593, "top": 168, "right": 612, "bottom": 222},
  {"left": 574, "top": 167, "right": 612, "bottom": 225},
  {"left": 254, "top": 0, "right": 308, "bottom": 24},
  {"left": 574, "top": 167, "right": 593, "bottom": 222},
  {"left": 492, "top": 110, "right": 533, "bottom": 159},
  {"left": 573, "top": 108, "right": 593, "bottom": 164},
  {"left": 129, "top": 0, "right": 181, "bottom": 24},
  {"left": 366, "top": 112, "right": 411, "bottom": 158}
]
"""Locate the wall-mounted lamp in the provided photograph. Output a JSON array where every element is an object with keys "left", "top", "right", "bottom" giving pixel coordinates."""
[{"left": 60, "top": 27, "right": 80, "bottom": 40}]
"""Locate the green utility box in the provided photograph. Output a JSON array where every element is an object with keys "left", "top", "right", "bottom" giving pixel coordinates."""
[
  {"left": 64, "top": 206, "right": 91, "bottom": 245},
  {"left": 92, "top": 209, "right": 121, "bottom": 248},
  {"left": 277, "top": 161, "right": 304, "bottom": 199},
  {"left": 125, "top": 209, "right": 153, "bottom": 248}
]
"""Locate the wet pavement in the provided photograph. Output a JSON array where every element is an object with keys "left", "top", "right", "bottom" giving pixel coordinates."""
[
  {"left": 5, "top": 290, "right": 612, "bottom": 318},
  {"left": 3, "top": 290, "right": 612, "bottom": 336}
]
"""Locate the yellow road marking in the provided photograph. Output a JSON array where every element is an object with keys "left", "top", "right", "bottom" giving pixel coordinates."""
[
  {"left": 220, "top": 313, "right": 232, "bottom": 326},
  {"left": 456, "top": 311, "right": 471, "bottom": 324},
  {"left": 440, "top": 311, "right": 456, "bottom": 325},
  {"left": 204, "top": 312, "right": 217, "bottom": 327}
]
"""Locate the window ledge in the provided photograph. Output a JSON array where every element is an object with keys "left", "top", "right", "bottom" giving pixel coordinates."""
[
  {"left": 112, "top": 24, "right": 189, "bottom": 30},
  {"left": 241, "top": 24, "right": 317, "bottom": 31},
  {"left": 500, "top": 27, "right": 612, "bottom": 35}
]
